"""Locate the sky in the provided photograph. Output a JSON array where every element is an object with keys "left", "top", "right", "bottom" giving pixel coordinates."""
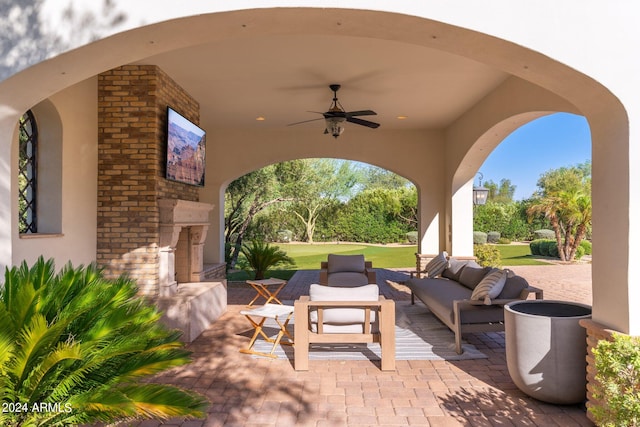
[{"left": 478, "top": 112, "right": 592, "bottom": 200}]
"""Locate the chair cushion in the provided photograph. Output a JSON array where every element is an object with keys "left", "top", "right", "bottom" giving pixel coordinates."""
[
  {"left": 327, "top": 254, "right": 366, "bottom": 273},
  {"left": 470, "top": 269, "right": 507, "bottom": 301},
  {"left": 309, "top": 284, "right": 379, "bottom": 333},
  {"left": 425, "top": 251, "right": 449, "bottom": 278},
  {"left": 327, "top": 272, "right": 371, "bottom": 287}
]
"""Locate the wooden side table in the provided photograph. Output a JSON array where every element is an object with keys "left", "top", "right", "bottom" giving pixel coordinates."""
[
  {"left": 246, "top": 278, "right": 287, "bottom": 307},
  {"left": 239, "top": 303, "right": 294, "bottom": 358}
]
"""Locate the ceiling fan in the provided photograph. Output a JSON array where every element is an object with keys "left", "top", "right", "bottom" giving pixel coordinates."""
[{"left": 288, "top": 84, "right": 380, "bottom": 138}]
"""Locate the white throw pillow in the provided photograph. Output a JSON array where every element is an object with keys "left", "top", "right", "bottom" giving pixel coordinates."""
[
  {"left": 425, "top": 251, "right": 448, "bottom": 278},
  {"left": 470, "top": 269, "right": 507, "bottom": 301}
]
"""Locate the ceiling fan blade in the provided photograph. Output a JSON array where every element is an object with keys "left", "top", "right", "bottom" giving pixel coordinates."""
[
  {"left": 287, "top": 117, "right": 324, "bottom": 126},
  {"left": 347, "top": 116, "right": 380, "bottom": 129},
  {"left": 345, "top": 110, "right": 377, "bottom": 117}
]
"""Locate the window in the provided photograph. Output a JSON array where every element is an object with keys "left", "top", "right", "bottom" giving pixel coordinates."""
[{"left": 18, "top": 110, "right": 38, "bottom": 233}]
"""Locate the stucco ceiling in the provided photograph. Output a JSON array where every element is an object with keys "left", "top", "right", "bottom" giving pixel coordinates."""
[{"left": 138, "top": 34, "right": 509, "bottom": 132}]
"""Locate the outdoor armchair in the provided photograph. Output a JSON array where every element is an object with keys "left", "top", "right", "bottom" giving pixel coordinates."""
[
  {"left": 294, "top": 284, "right": 395, "bottom": 371},
  {"left": 319, "top": 254, "right": 376, "bottom": 287}
]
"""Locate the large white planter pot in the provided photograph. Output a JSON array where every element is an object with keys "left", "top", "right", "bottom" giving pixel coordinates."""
[{"left": 504, "top": 300, "right": 592, "bottom": 405}]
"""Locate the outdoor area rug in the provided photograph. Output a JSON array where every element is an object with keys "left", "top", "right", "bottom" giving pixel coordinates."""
[{"left": 238, "top": 300, "right": 488, "bottom": 361}]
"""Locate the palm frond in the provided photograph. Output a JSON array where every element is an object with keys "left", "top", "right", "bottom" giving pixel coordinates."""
[{"left": 0, "top": 258, "right": 207, "bottom": 425}]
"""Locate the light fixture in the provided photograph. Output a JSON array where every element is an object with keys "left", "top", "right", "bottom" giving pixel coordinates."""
[
  {"left": 324, "top": 116, "right": 345, "bottom": 138},
  {"left": 255, "top": 116, "right": 265, "bottom": 121},
  {"left": 473, "top": 172, "right": 489, "bottom": 206}
]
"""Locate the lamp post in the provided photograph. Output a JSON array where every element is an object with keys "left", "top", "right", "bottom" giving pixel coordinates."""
[{"left": 473, "top": 172, "right": 489, "bottom": 206}]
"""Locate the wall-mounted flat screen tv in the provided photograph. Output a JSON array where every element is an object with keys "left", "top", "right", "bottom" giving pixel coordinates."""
[{"left": 166, "top": 107, "right": 206, "bottom": 186}]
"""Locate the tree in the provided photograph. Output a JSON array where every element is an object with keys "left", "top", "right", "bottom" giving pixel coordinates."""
[
  {"left": 224, "top": 167, "right": 290, "bottom": 269},
  {"left": 286, "top": 159, "right": 359, "bottom": 243},
  {"left": 527, "top": 162, "right": 592, "bottom": 261},
  {"left": 360, "top": 165, "right": 411, "bottom": 190},
  {"left": 0, "top": 258, "right": 207, "bottom": 427},
  {"left": 484, "top": 178, "right": 516, "bottom": 204}
]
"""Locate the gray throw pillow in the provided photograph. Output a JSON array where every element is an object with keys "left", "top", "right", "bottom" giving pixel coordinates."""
[
  {"left": 471, "top": 269, "right": 508, "bottom": 301},
  {"left": 425, "top": 251, "right": 448, "bottom": 278}
]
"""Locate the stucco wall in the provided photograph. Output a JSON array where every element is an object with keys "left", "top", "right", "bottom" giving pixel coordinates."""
[{"left": 11, "top": 77, "right": 98, "bottom": 267}]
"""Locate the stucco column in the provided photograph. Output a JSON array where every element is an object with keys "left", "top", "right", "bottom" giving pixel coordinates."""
[
  {"left": 200, "top": 182, "right": 226, "bottom": 265},
  {"left": 0, "top": 118, "right": 17, "bottom": 271},
  {"left": 417, "top": 180, "right": 443, "bottom": 255},
  {"left": 450, "top": 179, "right": 474, "bottom": 257}
]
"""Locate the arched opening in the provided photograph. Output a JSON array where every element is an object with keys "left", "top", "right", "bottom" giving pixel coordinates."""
[{"left": 220, "top": 158, "right": 418, "bottom": 274}]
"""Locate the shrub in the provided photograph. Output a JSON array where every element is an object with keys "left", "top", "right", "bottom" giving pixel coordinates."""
[
  {"left": 473, "top": 231, "right": 488, "bottom": 245},
  {"left": 529, "top": 239, "right": 542, "bottom": 255},
  {"left": 241, "top": 240, "right": 295, "bottom": 279},
  {"left": 498, "top": 237, "right": 512, "bottom": 244},
  {"left": 580, "top": 240, "right": 593, "bottom": 255},
  {"left": 276, "top": 229, "right": 293, "bottom": 242},
  {"left": 487, "top": 231, "right": 501, "bottom": 244},
  {"left": 548, "top": 242, "right": 559, "bottom": 258},
  {"left": 473, "top": 244, "right": 502, "bottom": 268},
  {"left": 534, "top": 229, "right": 556, "bottom": 240},
  {"left": 590, "top": 333, "right": 640, "bottom": 426},
  {"left": 0, "top": 258, "right": 207, "bottom": 427},
  {"left": 406, "top": 231, "right": 418, "bottom": 244},
  {"left": 539, "top": 239, "right": 556, "bottom": 257},
  {"left": 574, "top": 245, "right": 585, "bottom": 260}
]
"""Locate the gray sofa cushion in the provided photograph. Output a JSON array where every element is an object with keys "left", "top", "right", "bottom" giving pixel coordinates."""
[
  {"left": 497, "top": 275, "right": 529, "bottom": 299},
  {"left": 406, "top": 278, "right": 505, "bottom": 325},
  {"left": 327, "top": 254, "right": 365, "bottom": 273},
  {"left": 458, "top": 265, "right": 491, "bottom": 290},
  {"left": 309, "top": 283, "right": 379, "bottom": 333},
  {"left": 442, "top": 259, "right": 481, "bottom": 281}
]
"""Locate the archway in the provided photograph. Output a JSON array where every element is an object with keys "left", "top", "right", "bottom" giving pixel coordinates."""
[{"left": 0, "top": 5, "right": 632, "bottom": 337}]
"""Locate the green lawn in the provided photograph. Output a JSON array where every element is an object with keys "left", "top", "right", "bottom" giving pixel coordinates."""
[
  {"left": 228, "top": 242, "right": 550, "bottom": 281},
  {"left": 496, "top": 244, "right": 550, "bottom": 266},
  {"left": 278, "top": 243, "right": 417, "bottom": 269}
]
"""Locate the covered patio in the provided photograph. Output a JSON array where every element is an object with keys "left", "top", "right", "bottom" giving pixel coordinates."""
[
  {"left": 1, "top": 2, "right": 637, "bottom": 425},
  {"left": 140, "top": 264, "right": 592, "bottom": 427}
]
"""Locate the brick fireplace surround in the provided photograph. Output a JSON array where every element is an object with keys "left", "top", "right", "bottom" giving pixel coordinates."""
[{"left": 97, "top": 64, "right": 226, "bottom": 341}]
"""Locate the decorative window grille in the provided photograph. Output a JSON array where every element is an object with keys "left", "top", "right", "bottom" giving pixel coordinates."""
[{"left": 18, "top": 110, "right": 37, "bottom": 233}]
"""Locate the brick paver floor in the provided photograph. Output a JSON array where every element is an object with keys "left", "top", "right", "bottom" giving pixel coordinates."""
[{"left": 132, "top": 263, "right": 594, "bottom": 427}]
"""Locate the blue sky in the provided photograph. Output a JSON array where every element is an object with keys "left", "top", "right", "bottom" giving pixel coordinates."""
[{"left": 479, "top": 112, "right": 592, "bottom": 200}]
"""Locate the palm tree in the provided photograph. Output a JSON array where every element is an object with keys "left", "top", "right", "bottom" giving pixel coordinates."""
[
  {"left": 0, "top": 258, "right": 207, "bottom": 427},
  {"left": 241, "top": 241, "right": 295, "bottom": 279},
  {"left": 528, "top": 188, "right": 591, "bottom": 262}
]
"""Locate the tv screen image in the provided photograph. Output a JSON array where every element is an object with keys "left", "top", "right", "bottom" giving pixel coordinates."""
[{"left": 166, "top": 107, "right": 206, "bottom": 186}]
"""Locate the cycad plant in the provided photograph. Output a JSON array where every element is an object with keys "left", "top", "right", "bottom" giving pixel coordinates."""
[
  {"left": 241, "top": 241, "right": 295, "bottom": 280},
  {"left": 0, "top": 257, "right": 207, "bottom": 426}
]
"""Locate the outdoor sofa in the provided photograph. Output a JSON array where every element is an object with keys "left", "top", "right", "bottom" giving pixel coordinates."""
[{"left": 405, "top": 253, "right": 543, "bottom": 354}]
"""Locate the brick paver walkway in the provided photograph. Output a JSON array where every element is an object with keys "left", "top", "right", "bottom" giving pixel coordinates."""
[{"left": 133, "top": 264, "right": 594, "bottom": 427}]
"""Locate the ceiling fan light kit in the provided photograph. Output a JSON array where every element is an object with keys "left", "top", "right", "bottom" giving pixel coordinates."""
[{"left": 288, "top": 84, "right": 380, "bottom": 139}]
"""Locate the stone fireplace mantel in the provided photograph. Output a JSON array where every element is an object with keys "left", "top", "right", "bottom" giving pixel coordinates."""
[{"left": 158, "top": 199, "right": 214, "bottom": 297}]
